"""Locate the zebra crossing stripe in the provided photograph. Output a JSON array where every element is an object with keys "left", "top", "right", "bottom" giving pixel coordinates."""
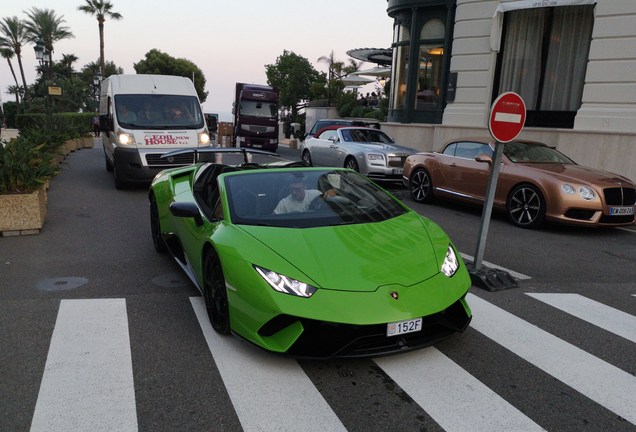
[
  {"left": 30, "top": 299, "right": 137, "bottom": 432},
  {"left": 190, "top": 297, "right": 347, "bottom": 432},
  {"left": 527, "top": 293, "right": 636, "bottom": 344},
  {"left": 375, "top": 347, "right": 545, "bottom": 432},
  {"left": 468, "top": 293, "right": 636, "bottom": 425}
]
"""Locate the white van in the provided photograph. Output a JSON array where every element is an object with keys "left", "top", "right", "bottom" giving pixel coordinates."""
[{"left": 99, "top": 74, "right": 210, "bottom": 188}]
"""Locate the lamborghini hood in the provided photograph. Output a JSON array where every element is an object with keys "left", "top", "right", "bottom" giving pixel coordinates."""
[{"left": 238, "top": 213, "right": 444, "bottom": 292}]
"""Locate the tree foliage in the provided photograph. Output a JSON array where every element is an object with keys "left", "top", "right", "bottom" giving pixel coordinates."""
[
  {"left": 77, "top": 0, "right": 123, "bottom": 77},
  {"left": 265, "top": 50, "right": 325, "bottom": 118},
  {"left": 133, "top": 49, "right": 208, "bottom": 102}
]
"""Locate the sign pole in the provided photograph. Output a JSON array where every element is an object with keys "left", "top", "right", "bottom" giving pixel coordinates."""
[
  {"left": 468, "top": 92, "right": 526, "bottom": 290},
  {"left": 472, "top": 140, "right": 504, "bottom": 270}
]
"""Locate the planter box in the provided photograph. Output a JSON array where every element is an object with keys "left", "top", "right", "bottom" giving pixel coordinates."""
[
  {"left": 0, "top": 187, "right": 47, "bottom": 236},
  {"left": 81, "top": 136, "right": 95, "bottom": 148}
]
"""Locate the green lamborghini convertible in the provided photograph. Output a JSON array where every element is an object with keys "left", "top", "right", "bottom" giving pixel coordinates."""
[{"left": 149, "top": 148, "right": 472, "bottom": 358}]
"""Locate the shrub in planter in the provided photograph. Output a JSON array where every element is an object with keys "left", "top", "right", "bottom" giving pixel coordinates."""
[{"left": 0, "top": 136, "right": 58, "bottom": 194}]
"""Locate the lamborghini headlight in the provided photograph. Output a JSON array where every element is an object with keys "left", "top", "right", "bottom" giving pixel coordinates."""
[
  {"left": 441, "top": 245, "right": 459, "bottom": 277},
  {"left": 254, "top": 266, "right": 317, "bottom": 298}
]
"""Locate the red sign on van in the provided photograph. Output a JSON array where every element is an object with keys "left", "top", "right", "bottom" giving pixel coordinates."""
[{"left": 489, "top": 92, "right": 526, "bottom": 143}]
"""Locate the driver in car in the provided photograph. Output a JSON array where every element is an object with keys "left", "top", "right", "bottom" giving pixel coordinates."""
[{"left": 273, "top": 176, "right": 335, "bottom": 214}]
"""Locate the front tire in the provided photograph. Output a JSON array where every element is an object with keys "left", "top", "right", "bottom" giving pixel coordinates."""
[
  {"left": 149, "top": 194, "right": 167, "bottom": 253},
  {"left": 203, "top": 249, "right": 230, "bottom": 335},
  {"left": 344, "top": 156, "right": 359, "bottom": 172},
  {"left": 409, "top": 168, "right": 434, "bottom": 203},
  {"left": 302, "top": 150, "right": 313, "bottom": 167},
  {"left": 507, "top": 184, "right": 545, "bottom": 228}
]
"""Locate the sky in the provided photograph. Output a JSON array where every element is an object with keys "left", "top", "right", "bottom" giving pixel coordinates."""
[{"left": 1, "top": 0, "right": 393, "bottom": 121}]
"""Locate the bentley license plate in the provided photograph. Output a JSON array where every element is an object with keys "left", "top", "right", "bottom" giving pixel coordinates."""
[
  {"left": 609, "top": 206, "right": 634, "bottom": 216},
  {"left": 387, "top": 318, "right": 422, "bottom": 337}
]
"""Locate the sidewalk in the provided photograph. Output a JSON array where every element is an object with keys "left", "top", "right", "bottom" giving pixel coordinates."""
[{"left": 1, "top": 128, "right": 19, "bottom": 141}]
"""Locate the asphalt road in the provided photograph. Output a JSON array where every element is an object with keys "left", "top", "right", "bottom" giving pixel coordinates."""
[{"left": 1, "top": 141, "right": 635, "bottom": 432}]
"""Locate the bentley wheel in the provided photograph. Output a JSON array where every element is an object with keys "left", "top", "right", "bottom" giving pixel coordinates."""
[
  {"left": 345, "top": 157, "right": 359, "bottom": 172},
  {"left": 203, "top": 249, "right": 230, "bottom": 335},
  {"left": 302, "top": 150, "right": 313, "bottom": 167},
  {"left": 410, "top": 168, "right": 433, "bottom": 203},
  {"left": 149, "top": 195, "right": 167, "bottom": 253},
  {"left": 507, "top": 184, "right": 545, "bottom": 228}
]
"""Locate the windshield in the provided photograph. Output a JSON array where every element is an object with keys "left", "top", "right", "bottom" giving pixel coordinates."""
[
  {"left": 239, "top": 101, "right": 277, "bottom": 118},
  {"left": 114, "top": 94, "right": 204, "bottom": 129},
  {"left": 504, "top": 141, "right": 575, "bottom": 164},
  {"left": 224, "top": 169, "right": 407, "bottom": 228},
  {"left": 341, "top": 129, "right": 394, "bottom": 144}
]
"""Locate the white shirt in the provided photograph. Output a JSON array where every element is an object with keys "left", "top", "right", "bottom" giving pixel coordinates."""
[{"left": 273, "top": 189, "right": 322, "bottom": 214}]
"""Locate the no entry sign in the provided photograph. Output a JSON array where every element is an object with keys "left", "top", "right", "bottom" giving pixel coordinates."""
[{"left": 489, "top": 92, "right": 526, "bottom": 143}]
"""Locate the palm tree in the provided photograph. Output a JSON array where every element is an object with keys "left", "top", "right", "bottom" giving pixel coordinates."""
[
  {"left": 0, "top": 17, "right": 30, "bottom": 102},
  {"left": 7, "top": 84, "right": 23, "bottom": 105},
  {"left": 77, "top": 0, "right": 123, "bottom": 77},
  {"left": 317, "top": 50, "right": 345, "bottom": 81},
  {"left": 23, "top": 7, "right": 74, "bottom": 75}
]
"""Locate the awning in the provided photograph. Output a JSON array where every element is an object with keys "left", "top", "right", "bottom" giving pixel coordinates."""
[
  {"left": 346, "top": 48, "right": 392, "bottom": 66},
  {"left": 338, "top": 75, "right": 374, "bottom": 86},
  {"left": 490, "top": 0, "right": 597, "bottom": 51},
  {"left": 351, "top": 66, "right": 392, "bottom": 78}
]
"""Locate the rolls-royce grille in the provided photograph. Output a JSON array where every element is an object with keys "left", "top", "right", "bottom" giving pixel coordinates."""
[
  {"left": 146, "top": 153, "right": 195, "bottom": 167},
  {"left": 604, "top": 187, "right": 636, "bottom": 206},
  {"left": 387, "top": 155, "right": 408, "bottom": 168}
]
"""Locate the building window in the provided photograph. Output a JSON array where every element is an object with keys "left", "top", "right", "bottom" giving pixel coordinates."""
[
  {"left": 416, "top": 19, "right": 445, "bottom": 111},
  {"left": 495, "top": 5, "right": 594, "bottom": 128},
  {"left": 391, "top": 17, "right": 411, "bottom": 111}
]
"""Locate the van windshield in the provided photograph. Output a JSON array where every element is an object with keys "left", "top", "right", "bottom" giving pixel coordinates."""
[{"left": 114, "top": 94, "right": 204, "bottom": 129}]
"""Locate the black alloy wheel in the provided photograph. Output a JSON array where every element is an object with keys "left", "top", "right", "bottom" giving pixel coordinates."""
[
  {"left": 345, "top": 156, "right": 359, "bottom": 172},
  {"left": 149, "top": 195, "right": 167, "bottom": 253},
  {"left": 507, "top": 184, "right": 546, "bottom": 228},
  {"left": 410, "top": 168, "right": 434, "bottom": 203},
  {"left": 203, "top": 249, "right": 230, "bottom": 335},
  {"left": 301, "top": 150, "right": 313, "bottom": 167}
]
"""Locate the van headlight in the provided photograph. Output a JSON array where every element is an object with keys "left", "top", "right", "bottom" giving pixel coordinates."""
[
  {"left": 117, "top": 130, "right": 135, "bottom": 145},
  {"left": 441, "top": 245, "right": 459, "bottom": 277},
  {"left": 198, "top": 132, "right": 211, "bottom": 146}
]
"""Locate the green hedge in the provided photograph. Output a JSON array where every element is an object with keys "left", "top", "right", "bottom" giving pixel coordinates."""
[{"left": 16, "top": 112, "right": 94, "bottom": 137}]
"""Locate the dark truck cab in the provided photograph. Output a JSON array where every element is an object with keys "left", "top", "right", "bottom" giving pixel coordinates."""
[{"left": 232, "top": 83, "right": 279, "bottom": 152}]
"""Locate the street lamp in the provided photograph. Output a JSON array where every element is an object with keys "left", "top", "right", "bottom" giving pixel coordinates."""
[
  {"left": 33, "top": 37, "right": 53, "bottom": 125},
  {"left": 33, "top": 38, "right": 51, "bottom": 77},
  {"left": 93, "top": 74, "right": 102, "bottom": 111}
]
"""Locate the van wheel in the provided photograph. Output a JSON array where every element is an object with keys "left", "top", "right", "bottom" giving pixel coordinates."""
[
  {"left": 104, "top": 151, "right": 113, "bottom": 172},
  {"left": 113, "top": 165, "right": 126, "bottom": 190}
]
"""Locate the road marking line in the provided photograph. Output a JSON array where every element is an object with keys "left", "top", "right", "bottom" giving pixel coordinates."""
[
  {"left": 527, "top": 293, "right": 636, "bottom": 344},
  {"left": 468, "top": 293, "right": 636, "bottom": 425},
  {"left": 30, "top": 299, "right": 137, "bottom": 432},
  {"left": 616, "top": 226, "right": 636, "bottom": 233},
  {"left": 460, "top": 252, "right": 531, "bottom": 280},
  {"left": 190, "top": 297, "right": 346, "bottom": 432},
  {"left": 375, "top": 347, "right": 545, "bottom": 432}
]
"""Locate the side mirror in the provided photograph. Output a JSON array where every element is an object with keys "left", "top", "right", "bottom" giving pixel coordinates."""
[
  {"left": 98, "top": 114, "right": 111, "bottom": 132},
  {"left": 475, "top": 153, "right": 493, "bottom": 166},
  {"left": 328, "top": 136, "right": 338, "bottom": 144},
  {"left": 169, "top": 202, "right": 203, "bottom": 227}
]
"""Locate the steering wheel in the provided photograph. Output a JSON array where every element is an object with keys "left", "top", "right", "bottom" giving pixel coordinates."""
[{"left": 308, "top": 194, "right": 329, "bottom": 211}]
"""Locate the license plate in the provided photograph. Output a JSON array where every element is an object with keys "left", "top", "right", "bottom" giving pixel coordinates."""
[
  {"left": 392, "top": 168, "right": 403, "bottom": 175},
  {"left": 387, "top": 318, "right": 422, "bottom": 337},
  {"left": 609, "top": 206, "right": 634, "bottom": 216}
]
